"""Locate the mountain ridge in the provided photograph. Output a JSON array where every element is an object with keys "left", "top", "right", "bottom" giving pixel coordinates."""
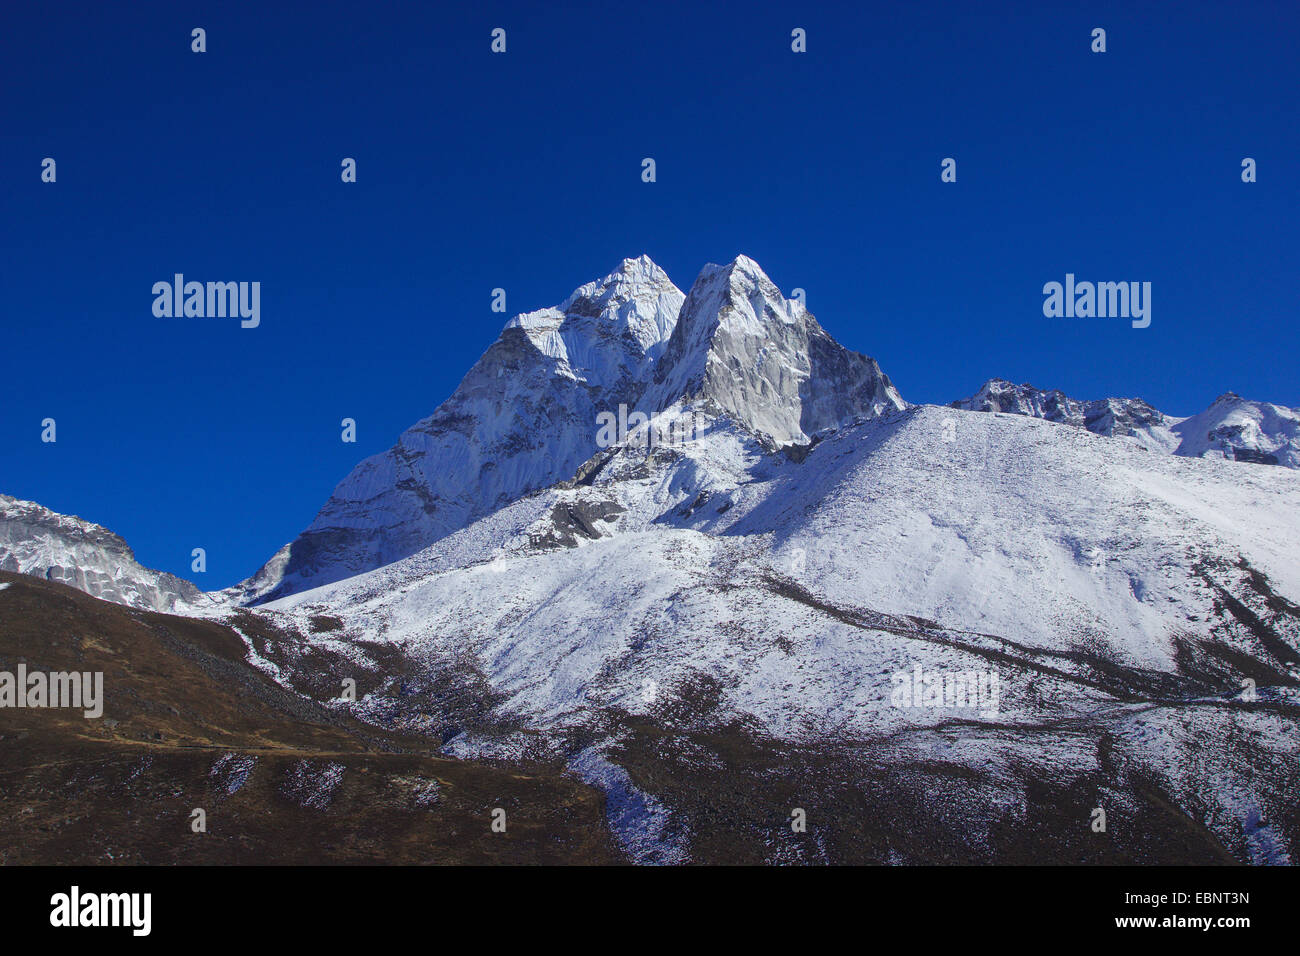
[{"left": 952, "top": 377, "right": 1300, "bottom": 465}]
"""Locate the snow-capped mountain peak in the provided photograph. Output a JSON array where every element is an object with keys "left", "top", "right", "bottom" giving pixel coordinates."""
[
  {"left": 4, "top": 256, "right": 1299, "bottom": 865},
  {"left": 1172, "top": 391, "right": 1300, "bottom": 467},
  {"left": 236, "top": 254, "right": 905, "bottom": 599},
  {"left": 246, "top": 257, "right": 688, "bottom": 599},
  {"left": 504, "top": 254, "right": 684, "bottom": 385}
]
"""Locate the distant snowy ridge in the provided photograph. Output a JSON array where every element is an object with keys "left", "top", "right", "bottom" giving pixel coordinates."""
[{"left": 953, "top": 378, "right": 1300, "bottom": 466}]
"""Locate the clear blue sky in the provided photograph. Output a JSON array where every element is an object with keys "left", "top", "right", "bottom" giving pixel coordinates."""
[{"left": 3, "top": 0, "right": 1297, "bottom": 587}]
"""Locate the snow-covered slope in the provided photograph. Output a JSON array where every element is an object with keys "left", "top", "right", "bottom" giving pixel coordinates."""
[
  {"left": 952, "top": 378, "right": 1299, "bottom": 465},
  {"left": 251, "top": 403, "right": 1300, "bottom": 861},
  {"left": 0, "top": 494, "right": 201, "bottom": 612},
  {"left": 262, "top": 404, "right": 1300, "bottom": 728}
]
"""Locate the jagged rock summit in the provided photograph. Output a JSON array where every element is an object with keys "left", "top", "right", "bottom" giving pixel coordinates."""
[{"left": 645, "top": 255, "right": 904, "bottom": 446}]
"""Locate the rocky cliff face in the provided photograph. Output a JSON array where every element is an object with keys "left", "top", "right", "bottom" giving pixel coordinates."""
[{"left": 645, "top": 255, "right": 905, "bottom": 446}]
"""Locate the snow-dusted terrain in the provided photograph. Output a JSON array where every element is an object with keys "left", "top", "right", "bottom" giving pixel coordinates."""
[{"left": 3, "top": 254, "right": 1297, "bottom": 863}]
